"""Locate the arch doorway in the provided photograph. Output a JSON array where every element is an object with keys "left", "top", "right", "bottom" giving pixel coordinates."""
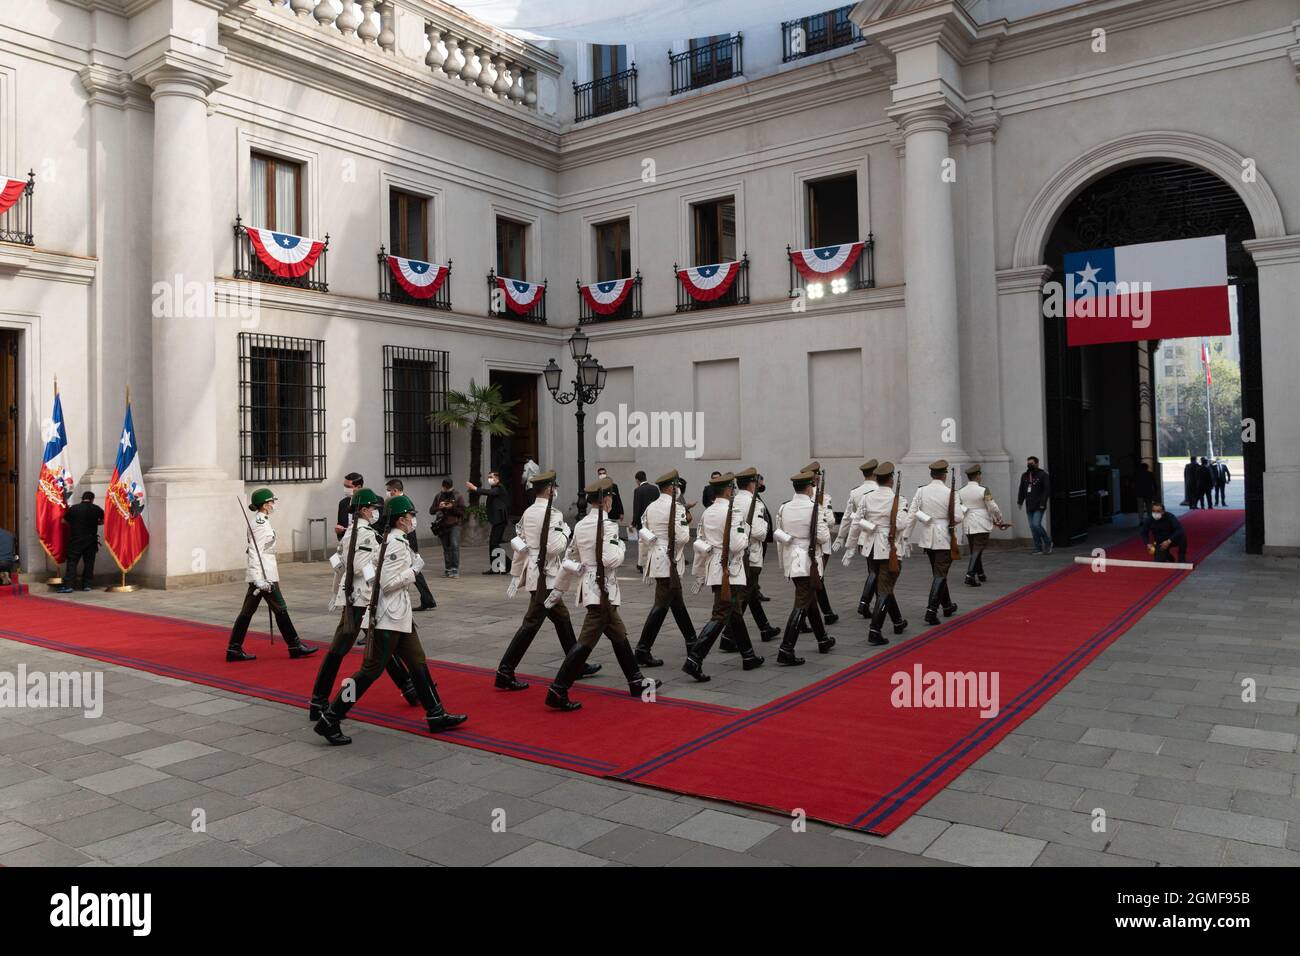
[{"left": 1041, "top": 161, "right": 1263, "bottom": 552}]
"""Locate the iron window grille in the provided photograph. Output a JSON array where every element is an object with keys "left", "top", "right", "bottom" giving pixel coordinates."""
[
  {"left": 578, "top": 272, "right": 643, "bottom": 324},
  {"left": 786, "top": 235, "right": 876, "bottom": 297},
  {"left": 233, "top": 215, "right": 329, "bottom": 293},
  {"left": 573, "top": 65, "right": 638, "bottom": 122},
  {"left": 782, "top": 6, "right": 862, "bottom": 62},
  {"left": 487, "top": 270, "right": 548, "bottom": 324},
  {"left": 670, "top": 35, "right": 743, "bottom": 94},
  {"left": 0, "top": 171, "right": 34, "bottom": 246},
  {"left": 377, "top": 247, "right": 453, "bottom": 311},
  {"left": 383, "top": 345, "right": 451, "bottom": 477},
  {"left": 675, "top": 255, "right": 750, "bottom": 313},
  {"left": 238, "top": 332, "right": 327, "bottom": 483}
]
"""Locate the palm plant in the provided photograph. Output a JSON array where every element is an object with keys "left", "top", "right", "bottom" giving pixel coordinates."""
[{"left": 430, "top": 378, "right": 518, "bottom": 506}]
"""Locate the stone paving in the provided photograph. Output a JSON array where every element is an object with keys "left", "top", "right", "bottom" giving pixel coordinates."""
[{"left": 1, "top": 499, "right": 1297, "bottom": 867}]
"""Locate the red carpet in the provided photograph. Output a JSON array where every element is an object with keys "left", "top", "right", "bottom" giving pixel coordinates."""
[{"left": 0, "top": 510, "right": 1241, "bottom": 834}]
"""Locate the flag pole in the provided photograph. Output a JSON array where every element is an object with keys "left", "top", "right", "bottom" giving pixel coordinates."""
[
  {"left": 46, "top": 374, "right": 65, "bottom": 587},
  {"left": 1203, "top": 339, "right": 1215, "bottom": 459},
  {"left": 106, "top": 384, "right": 139, "bottom": 593}
]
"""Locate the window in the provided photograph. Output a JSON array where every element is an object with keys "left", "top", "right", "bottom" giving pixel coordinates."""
[
  {"left": 497, "top": 217, "right": 528, "bottom": 278},
  {"left": 1164, "top": 364, "right": 1173, "bottom": 376},
  {"left": 691, "top": 197, "right": 736, "bottom": 264},
  {"left": 782, "top": 6, "right": 860, "bottom": 62},
  {"left": 807, "top": 174, "right": 859, "bottom": 246},
  {"left": 238, "top": 333, "right": 326, "bottom": 482},
  {"left": 592, "top": 44, "right": 627, "bottom": 80},
  {"left": 389, "top": 189, "right": 428, "bottom": 261},
  {"left": 689, "top": 35, "right": 735, "bottom": 86},
  {"left": 250, "top": 152, "right": 302, "bottom": 233},
  {"left": 384, "top": 346, "right": 450, "bottom": 477},
  {"left": 595, "top": 218, "right": 631, "bottom": 281}
]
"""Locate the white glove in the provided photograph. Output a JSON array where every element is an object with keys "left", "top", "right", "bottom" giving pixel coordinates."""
[
  {"left": 830, "top": 539, "right": 843, "bottom": 553},
  {"left": 692, "top": 538, "right": 712, "bottom": 555},
  {"left": 505, "top": 577, "right": 519, "bottom": 599},
  {"left": 510, "top": 535, "right": 529, "bottom": 555},
  {"left": 362, "top": 563, "right": 376, "bottom": 583},
  {"left": 328, "top": 553, "right": 343, "bottom": 571},
  {"left": 253, "top": 578, "right": 271, "bottom": 593},
  {"left": 841, "top": 549, "right": 854, "bottom": 567},
  {"left": 561, "top": 558, "right": 584, "bottom": 575},
  {"left": 638, "top": 527, "right": 657, "bottom": 544},
  {"left": 859, "top": 518, "right": 877, "bottom": 533},
  {"left": 543, "top": 588, "right": 563, "bottom": 609},
  {"left": 773, "top": 528, "right": 793, "bottom": 544},
  {"left": 916, "top": 510, "right": 933, "bottom": 524},
  {"left": 411, "top": 554, "right": 425, "bottom": 573}
]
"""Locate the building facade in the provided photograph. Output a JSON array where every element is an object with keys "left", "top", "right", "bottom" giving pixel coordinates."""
[{"left": 1, "top": 0, "right": 1298, "bottom": 587}]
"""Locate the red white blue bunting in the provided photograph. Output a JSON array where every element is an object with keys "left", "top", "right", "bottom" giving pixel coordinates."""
[
  {"left": 246, "top": 227, "right": 326, "bottom": 278},
  {"left": 579, "top": 277, "right": 634, "bottom": 315},
  {"left": 387, "top": 255, "right": 448, "bottom": 299},
  {"left": 789, "top": 241, "right": 864, "bottom": 279},
  {"left": 497, "top": 276, "right": 545, "bottom": 314},
  {"left": 676, "top": 261, "right": 740, "bottom": 302},
  {"left": 0, "top": 176, "right": 26, "bottom": 215}
]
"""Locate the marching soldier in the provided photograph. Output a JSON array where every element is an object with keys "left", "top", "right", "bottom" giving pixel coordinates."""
[
  {"left": 909, "top": 460, "right": 965, "bottom": 625},
  {"left": 682, "top": 472, "right": 764, "bottom": 681},
  {"left": 633, "top": 469, "right": 696, "bottom": 667},
  {"left": 832, "top": 459, "right": 879, "bottom": 618},
  {"left": 313, "top": 494, "right": 467, "bottom": 745},
  {"left": 842, "top": 462, "right": 912, "bottom": 645},
  {"left": 959, "top": 463, "right": 1010, "bottom": 587},
  {"left": 495, "top": 470, "right": 600, "bottom": 691},
  {"left": 719, "top": 468, "right": 780, "bottom": 651},
  {"left": 308, "top": 488, "right": 419, "bottom": 722},
  {"left": 802, "top": 461, "right": 839, "bottom": 626},
  {"left": 773, "top": 470, "right": 834, "bottom": 665},
  {"left": 543, "top": 478, "right": 661, "bottom": 711},
  {"left": 226, "top": 488, "right": 317, "bottom": 663}
]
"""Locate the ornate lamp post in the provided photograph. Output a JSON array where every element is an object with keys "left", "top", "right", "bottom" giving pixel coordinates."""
[{"left": 544, "top": 329, "right": 607, "bottom": 515}]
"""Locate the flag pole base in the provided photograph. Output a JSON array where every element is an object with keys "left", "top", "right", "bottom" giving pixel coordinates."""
[{"left": 106, "top": 570, "right": 138, "bottom": 593}]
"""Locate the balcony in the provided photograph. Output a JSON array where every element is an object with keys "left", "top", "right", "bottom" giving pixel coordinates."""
[
  {"left": 234, "top": 217, "right": 329, "bottom": 293},
  {"left": 670, "top": 36, "right": 743, "bottom": 95},
  {"left": 0, "top": 172, "right": 34, "bottom": 246},
  {"left": 378, "top": 247, "right": 452, "bottom": 311},
  {"left": 675, "top": 255, "right": 750, "bottom": 313},
  {"left": 573, "top": 65, "right": 637, "bottom": 122},
  {"left": 578, "top": 272, "right": 642, "bottom": 324},
  {"left": 782, "top": 6, "right": 862, "bottom": 63},
  {"left": 787, "top": 236, "right": 875, "bottom": 300},
  {"left": 488, "top": 270, "right": 547, "bottom": 324}
]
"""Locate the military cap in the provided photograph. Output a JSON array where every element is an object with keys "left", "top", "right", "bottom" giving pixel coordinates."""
[
  {"left": 708, "top": 472, "right": 735, "bottom": 488},
  {"left": 860, "top": 458, "right": 879, "bottom": 474},
  {"left": 527, "top": 469, "right": 556, "bottom": 487},
  {"left": 965, "top": 463, "right": 982, "bottom": 477},
  {"left": 790, "top": 470, "right": 816, "bottom": 486},
  {"left": 385, "top": 494, "right": 416, "bottom": 517},
  {"left": 875, "top": 461, "right": 895, "bottom": 478},
  {"left": 929, "top": 459, "right": 949, "bottom": 471},
  {"left": 734, "top": 467, "right": 759, "bottom": 483},
  {"left": 351, "top": 487, "right": 384, "bottom": 509},
  {"left": 655, "top": 469, "right": 680, "bottom": 487},
  {"left": 803, "top": 460, "right": 822, "bottom": 473},
  {"left": 249, "top": 488, "right": 276, "bottom": 510},
  {"left": 584, "top": 476, "right": 614, "bottom": 495}
]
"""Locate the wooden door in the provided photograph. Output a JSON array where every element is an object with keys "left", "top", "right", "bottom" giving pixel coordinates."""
[{"left": 0, "top": 332, "right": 19, "bottom": 546}]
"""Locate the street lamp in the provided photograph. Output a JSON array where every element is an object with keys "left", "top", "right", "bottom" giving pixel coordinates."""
[{"left": 545, "top": 331, "right": 606, "bottom": 515}]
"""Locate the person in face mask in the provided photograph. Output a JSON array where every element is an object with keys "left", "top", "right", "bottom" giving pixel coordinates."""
[
  {"left": 383, "top": 479, "right": 436, "bottom": 609},
  {"left": 1143, "top": 502, "right": 1187, "bottom": 563},
  {"left": 1017, "top": 456, "right": 1052, "bottom": 554},
  {"left": 468, "top": 470, "right": 511, "bottom": 574}
]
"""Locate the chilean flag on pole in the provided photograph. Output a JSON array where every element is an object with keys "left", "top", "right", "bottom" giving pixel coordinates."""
[
  {"left": 35, "top": 386, "right": 74, "bottom": 564},
  {"left": 1064, "top": 235, "right": 1230, "bottom": 346},
  {"left": 1202, "top": 341, "right": 1213, "bottom": 385},
  {"left": 104, "top": 399, "right": 149, "bottom": 572}
]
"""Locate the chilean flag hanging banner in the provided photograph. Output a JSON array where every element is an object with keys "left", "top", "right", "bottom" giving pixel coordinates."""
[
  {"left": 1064, "top": 235, "right": 1230, "bottom": 346},
  {"left": 104, "top": 400, "right": 149, "bottom": 573},
  {"left": 580, "top": 277, "right": 634, "bottom": 315},
  {"left": 789, "top": 241, "right": 864, "bottom": 279},
  {"left": 35, "top": 388, "right": 74, "bottom": 564},
  {"left": 0, "top": 176, "right": 26, "bottom": 215},
  {"left": 677, "top": 261, "right": 740, "bottom": 302},
  {"left": 387, "top": 255, "right": 448, "bottom": 299},
  {"left": 496, "top": 276, "right": 545, "bottom": 314},
  {"left": 246, "top": 227, "right": 326, "bottom": 279}
]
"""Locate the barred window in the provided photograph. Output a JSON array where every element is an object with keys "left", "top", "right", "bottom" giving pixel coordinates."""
[
  {"left": 238, "top": 333, "right": 326, "bottom": 482},
  {"left": 384, "top": 346, "right": 450, "bottom": 477}
]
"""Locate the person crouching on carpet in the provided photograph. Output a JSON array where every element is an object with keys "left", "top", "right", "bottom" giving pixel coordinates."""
[
  {"left": 1143, "top": 503, "right": 1187, "bottom": 563},
  {"left": 314, "top": 495, "right": 466, "bottom": 745},
  {"left": 226, "top": 488, "right": 317, "bottom": 663}
]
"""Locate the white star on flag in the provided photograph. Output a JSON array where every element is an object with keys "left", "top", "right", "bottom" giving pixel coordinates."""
[
  {"left": 120, "top": 429, "right": 132, "bottom": 451},
  {"left": 1076, "top": 261, "right": 1101, "bottom": 286},
  {"left": 41, "top": 418, "right": 59, "bottom": 443}
]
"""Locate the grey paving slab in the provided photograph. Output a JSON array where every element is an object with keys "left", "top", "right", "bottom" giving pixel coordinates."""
[
  {"left": 489, "top": 842, "right": 609, "bottom": 866},
  {"left": 922, "top": 824, "right": 1046, "bottom": 867},
  {"left": 667, "top": 809, "right": 779, "bottom": 852},
  {"left": 73, "top": 764, "right": 171, "bottom": 796},
  {"left": 80, "top": 821, "right": 209, "bottom": 865},
  {"left": 511, "top": 807, "right": 621, "bottom": 849},
  {"left": 37, "top": 805, "right": 163, "bottom": 848}
]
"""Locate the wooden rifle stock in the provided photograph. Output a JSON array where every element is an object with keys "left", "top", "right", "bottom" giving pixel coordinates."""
[
  {"left": 948, "top": 468, "right": 961, "bottom": 560},
  {"left": 808, "top": 470, "right": 822, "bottom": 589},
  {"left": 365, "top": 532, "right": 392, "bottom": 644},
  {"left": 887, "top": 473, "right": 901, "bottom": 573},
  {"left": 719, "top": 492, "right": 734, "bottom": 602}
]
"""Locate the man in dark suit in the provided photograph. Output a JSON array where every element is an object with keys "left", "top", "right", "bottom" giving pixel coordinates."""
[
  {"left": 1197, "top": 456, "right": 1215, "bottom": 510},
  {"left": 1182, "top": 455, "right": 1198, "bottom": 509},
  {"left": 1213, "top": 458, "right": 1230, "bottom": 506},
  {"left": 58, "top": 491, "right": 104, "bottom": 592},
  {"left": 701, "top": 471, "right": 722, "bottom": 509},
  {"left": 630, "top": 471, "right": 656, "bottom": 572},
  {"left": 468, "top": 471, "right": 511, "bottom": 574},
  {"left": 335, "top": 472, "right": 364, "bottom": 540}
]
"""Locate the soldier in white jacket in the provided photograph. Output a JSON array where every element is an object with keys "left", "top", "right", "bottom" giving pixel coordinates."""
[
  {"left": 494, "top": 470, "right": 600, "bottom": 691},
  {"left": 682, "top": 473, "right": 763, "bottom": 681},
  {"left": 959, "top": 463, "right": 1009, "bottom": 587},
  {"left": 773, "top": 470, "right": 835, "bottom": 665},
  {"left": 308, "top": 487, "right": 418, "bottom": 721},
  {"left": 314, "top": 495, "right": 467, "bottom": 745},
  {"left": 831, "top": 458, "right": 880, "bottom": 618},
  {"left": 543, "top": 478, "right": 661, "bottom": 711},
  {"left": 908, "top": 460, "right": 965, "bottom": 625},
  {"left": 842, "top": 462, "right": 913, "bottom": 645},
  {"left": 226, "top": 488, "right": 317, "bottom": 663},
  {"left": 633, "top": 469, "right": 697, "bottom": 667},
  {"left": 802, "top": 461, "right": 840, "bottom": 626},
  {"left": 731, "top": 468, "right": 780, "bottom": 643}
]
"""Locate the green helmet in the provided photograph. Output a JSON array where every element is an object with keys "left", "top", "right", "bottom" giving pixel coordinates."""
[
  {"left": 249, "top": 488, "right": 276, "bottom": 510},
  {"left": 351, "top": 487, "right": 383, "bottom": 509},
  {"left": 385, "top": 494, "right": 416, "bottom": 518}
]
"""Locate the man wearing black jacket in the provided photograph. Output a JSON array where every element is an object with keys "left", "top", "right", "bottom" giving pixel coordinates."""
[
  {"left": 1197, "top": 456, "right": 1215, "bottom": 510},
  {"left": 335, "top": 472, "right": 364, "bottom": 540},
  {"left": 58, "top": 492, "right": 104, "bottom": 592},
  {"left": 630, "top": 471, "right": 656, "bottom": 573},
  {"left": 1182, "top": 455, "right": 1199, "bottom": 509},
  {"left": 1143, "top": 502, "right": 1187, "bottom": 562},
  {"left": 1017, "top": 456, "right": 1052, "bottom": 554},
  {"left": 468, "top": 471, "right": 511, "bottom": 574}
]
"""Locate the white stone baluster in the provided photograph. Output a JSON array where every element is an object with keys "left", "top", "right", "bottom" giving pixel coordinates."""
[
  {"left": 377, "top": 2, "right": 396, "bottom": 53},
  {"left": 358, "top": 1, "right": 378, "bottom": 44},
  {"left": 425, "top": 24, "right": 446, "bottom": 71},
  {"left": 314, "top": 0, "right": 338, "bottom": 28},
  {"left": 290, "top": 0, "right": 315, "bottom": 17},
  {"left": 443, "top": 37, "right": 466, "bottom": 78},
  {"left": 508, "top": 65, "right": 527, "bottom": 103},
  {"left": 493, "top": 56, "right": 512, "bottom": 98},
  {"left": 460, "top": 43, "right": 481, "bottom": 85},
  {"left": 336, "top": 1, "right": 359, "bottom": 36},
  {"left": 477, "top": 51, "right": 497, "bottom": 94},
  {"left": 523, "top": 70, "right": 537, "bottom": 108}
]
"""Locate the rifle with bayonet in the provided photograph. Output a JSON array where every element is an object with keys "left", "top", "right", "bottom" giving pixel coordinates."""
[
  {"left": 888, "top": 471, "right": 902, "bottom": 574},
  {"left": 808, "top": 468, "right": 823, "bottom": 590},
  {"left": 948, "top": 467, "right": 961, "bottom": 561}
]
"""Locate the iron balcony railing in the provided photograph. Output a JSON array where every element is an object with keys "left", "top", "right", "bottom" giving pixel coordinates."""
[
  {"left": 787, "top": 236, "right": 876, "bottom": 299},
  {"left": 233, "top": 216, "right": 329, "bottom": 293},
  {"left": 0, "top": 171, "right": 35, "bottom": 246},
  {"left": 675, "top": 255, "right": 750, "bottom": 313},
  {"left": 670, "top": 36, "right": 743, "bottom": 94},
  {"left": 578, "top": 272, "right": 643, "bottom": 324},
  {"left": 573, "top": 65, "right": 638, "bottom": 122},
  {"left": 782, "top": 6, "right": 862, "bottom": 62},
  {"left": 377, "top": 247, "right": 452, "bottom": 311},
  {"left": 487, "top": 270, "right": 548, "bottom": 324}
]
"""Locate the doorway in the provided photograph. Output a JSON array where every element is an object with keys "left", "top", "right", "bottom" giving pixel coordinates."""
[
  {"left": 0, "top": 331, "right": 19, "bottom": 542},
  {"left": 488, "top": 370, "right": 540, "bottom": 518}
]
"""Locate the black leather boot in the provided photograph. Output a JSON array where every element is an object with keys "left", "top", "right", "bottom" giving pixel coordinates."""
[
  {"left": 495, "top": 625, "right": 537, "bottom": 689},
  {"left": 670, "top": 597, "right": 697, "bottom": 648},
  {"left": 719, "top": 635, "right": 738, "bottom": 653},
  {"left": 729, "top": 616, "right": 763, "bottom": 670},
  {"left": 423, "top": 674, "right": 467, "bottom": 732},
  {"left": 886, "top": 594, "right": 908, "bottom": 635},
  {"left": 683, "top": 621, "right": 722, "bottom": 682},
  {"left": 558, "top": 618, "right": 602, "bottom": 679},
  {"left": 777, "top": 610, "right": 805, "bottom": 666},
  {"left": 399, "top": 681, "right": 420, "bottom": 706},
  {"left": 857, "top": 572, "right": 878, "bottom": 617},
  {"left": 964, "top": 552, "right": 981, "bottom": 587},
  {"left": 747, "top": 590, "right": 780, "bottom": 641},
  {"left": 867, "top": 602, "right": 890, "bottom": 646},
  {"left": 612, "top": 640, "right": 662, "bottom": 697},
  {"left": 924, "top": 577, "right": 944, "bottom": 625},
  {"left": 635, "top": 606, "right": 669, "bottom": 667},
  {"left": 809, "top": 606, "right": 835, "bottom": 653},
  {"left": 287, "top": 641, "right": 318, "bottom": 659},
  {"left": 312, "top": 705, "right": 352, "bottom": 746},
  {"left": 308, "top": 699, "right": 325, "bottom": 722},
  {"left": 940, "top": 580, "right": 958, "bottom": 617},
  {"left": 817, "top": 587, "right": 838, "bottom": 625},
  {"left": 975, "top": 552, "right": 987, "bottom": 582},
  {"left": 226, "top": 645, "right": 256, "bottom": 662},
  {"left": 546, "top": 643, "right": 594, "bottom": 711}
]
